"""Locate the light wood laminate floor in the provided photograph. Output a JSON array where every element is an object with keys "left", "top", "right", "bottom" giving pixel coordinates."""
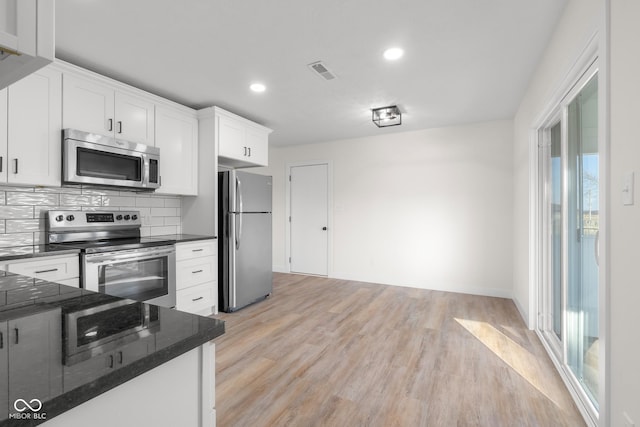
[{"left": 213, "top": 273, "right": 585, "bottom": 427}]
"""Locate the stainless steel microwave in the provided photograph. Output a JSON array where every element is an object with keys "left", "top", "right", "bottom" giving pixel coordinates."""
[{"left": 62, "top": 129, "right": 160, "bottom": 190}]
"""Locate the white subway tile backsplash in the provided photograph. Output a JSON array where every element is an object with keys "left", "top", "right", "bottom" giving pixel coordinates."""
[
  {"left": 150, "top": 207, "right": 178, "bottom": 217},
  {"left": 102, "top": 195, "right": 136, "bottom": 208},
  {"left": 164, "top": 197, "right": 181, "bottom": 208},
  {"left": 0, "top": 185, "right": 184, "bottom": 248},
  {"left": 149, "top": 226, "right": 179, "bottom": 236},
  {"left": 164, "top": 217, "right": 180, "bottom": 226},
  {"left": 35, "top": 186, "right": 82, "bottom": 194},
  {"left": 60, "top": 194, "right": 103, "bottom": 207},
  {"left": 6, "top": 192, "right": 59, "bottom": 206},
  {"left": 135, "top": 197, "right": 164, "bottom": 208},
  {"left": 0, "top": 232, "right": 33, "bottom": 248},
  {"left": 0, "top": 186, "right": 34, "bottom": 193},
  {"left": 146, "top": 216, "right": 164, "bottom": 226},
  {"left": 0, "top": 206, "right": 34, "bottom": 219},
  {"left": 6, "top": 219, "right": 40, "bottom": 233}
]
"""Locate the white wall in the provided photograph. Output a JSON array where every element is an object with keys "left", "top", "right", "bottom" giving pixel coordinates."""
[
  {"left": 609, "top": 1, "right": 640, "bottom": 425},
  {"left": 261, "top": 120, "right": 514, "bottom": 298},
  {"left": 512, "top": 0, "right": 600, "bottom": 325}
]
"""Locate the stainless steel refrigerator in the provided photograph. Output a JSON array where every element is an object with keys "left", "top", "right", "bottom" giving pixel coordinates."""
[{"left": 218, "top": 170, "right": 273, "bottom": 312}]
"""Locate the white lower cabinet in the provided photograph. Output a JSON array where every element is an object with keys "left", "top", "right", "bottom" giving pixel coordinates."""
[
  {"left": 3, "top": 254, "right": 80, "bottom": 286},
  {"left": 176, "top": 240, "right": 217, "bottom": 315}
]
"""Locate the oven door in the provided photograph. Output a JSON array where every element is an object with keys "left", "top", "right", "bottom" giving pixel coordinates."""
[
  {"left": 64, "top": 299, "right": 160, "bottom": 365},
  {"left": 83, "top": 245, "right": 176, "bottom": 308}
]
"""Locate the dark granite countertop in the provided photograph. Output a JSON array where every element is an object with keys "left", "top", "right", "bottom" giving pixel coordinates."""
[
  {"left": 0, "top": 245, "right": 82, "bottom": 262},
  {"left": 0, "top": 271, "right": 225, "bottom": 426},
  {"left": 149, "top": 234, "right": 217, "bottom": 243}
]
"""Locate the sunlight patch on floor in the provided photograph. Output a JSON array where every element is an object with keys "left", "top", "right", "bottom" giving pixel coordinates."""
[{"left": 455, "top": 317, "right": 566, "bottom": 410}]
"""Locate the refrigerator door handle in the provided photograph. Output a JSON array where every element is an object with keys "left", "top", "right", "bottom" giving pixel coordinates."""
[
  {"left": 236, "top": 213, "right": 243, "bottom": 250},
  {"left": 229, "top": 214, "right": 237, "bottom": 307},
  {"left": 237, "top": 175, "right": 244, "bottom": 213}
]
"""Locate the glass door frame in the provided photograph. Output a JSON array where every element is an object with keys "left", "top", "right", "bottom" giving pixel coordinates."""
[{"left": 535, "top": 58, "right": 602, "bottom": 426}]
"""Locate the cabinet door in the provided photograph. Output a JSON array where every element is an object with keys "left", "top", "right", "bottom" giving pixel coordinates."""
[
  {"left": 217, "top": 114, "right": 246, "bottom": 160},
  {"left": 9, "top": 308, "right": 62, "bottom": 404},
  {"left": 6, "top": 255, "right": 80, "bottom": 283},
  {"left": 114, "top": 91, "right": 155, "bottom": 145},
  {"left": 62, "top": 73, "right": 115, "bottom": 137},
  {"left": 245, "top": 127, "right": 268, "bottom": 166},
  {"left": 0, "top": 88, "right": 7, "bottom": 183},
  {"left": 7, "top": 66, "right": 61, "bottom": 186},
  {"left": 155, "top": 106, "right": 198, "bottom": 195},
  {"left": 0, "top": 321, "right": 8, "bottom": 418}
]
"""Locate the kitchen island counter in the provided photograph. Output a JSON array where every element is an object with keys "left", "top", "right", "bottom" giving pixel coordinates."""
[{"left": 0, "top": 271, "right": 224, "bottom": 426}]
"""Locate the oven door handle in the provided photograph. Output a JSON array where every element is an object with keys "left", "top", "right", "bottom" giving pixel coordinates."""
[{"left": 84, "top": 247, "right": 175, "bottom": 264}]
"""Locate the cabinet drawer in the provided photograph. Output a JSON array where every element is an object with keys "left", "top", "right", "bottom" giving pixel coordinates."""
[
  {"left": 177, "top": 282, "right": 214, "bottom": 315},
  {"left": 6, "top": 255, "right": 79, "bottom": 282},
  {"left": 176, "top": 257, "right": 215, "bottom": 290},
  {"left": 176, "top": 240, "right": 216, "bottom": 261}
]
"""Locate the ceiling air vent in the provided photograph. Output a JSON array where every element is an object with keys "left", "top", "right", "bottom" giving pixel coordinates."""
[{"left": 308, "top": 61, "right": 336, "bottom": 81}]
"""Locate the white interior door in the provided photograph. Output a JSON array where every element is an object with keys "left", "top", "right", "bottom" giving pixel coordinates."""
[{"left": 290, "top": 164, "right": 328, "bottom": 276}]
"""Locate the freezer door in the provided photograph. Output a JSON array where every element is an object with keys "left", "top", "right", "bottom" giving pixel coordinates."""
[
  {"left": 229, "top": 212, "right": 272, "bottom": 310},
  {"left": 230, "top": 170, "right": 272, "bottom": 213}
]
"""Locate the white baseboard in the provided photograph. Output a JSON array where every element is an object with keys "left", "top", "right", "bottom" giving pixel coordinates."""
[
  {"left": 512, "top": 296, "right": 532, "bottom": 329},
  {"left": 328, "top": 271, "right": 513, "bottom": 299}
]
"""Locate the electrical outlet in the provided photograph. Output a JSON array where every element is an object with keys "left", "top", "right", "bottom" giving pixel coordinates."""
[{"left": 623, "top": 412, "right": 635, "bottom": 427}]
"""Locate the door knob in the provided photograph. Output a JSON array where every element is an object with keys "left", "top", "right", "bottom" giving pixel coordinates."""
[{"left": 322, "top": 227, "right": 327, "bottom": 230}]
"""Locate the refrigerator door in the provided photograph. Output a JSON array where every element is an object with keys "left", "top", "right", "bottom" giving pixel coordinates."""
[
  {"left": 229, "top": 170, "right": 272, "bottom": 213},
  {"left": 228, "top": 212, "right": 272, "bottom": 310}
]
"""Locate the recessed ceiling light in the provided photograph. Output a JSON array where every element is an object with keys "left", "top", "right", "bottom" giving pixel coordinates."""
[
  {"left": 250, "top": 83, "right": 266, "bottom": 93},
  {"left": 383, "top": 47, "right": 404, "bottom": 61}
]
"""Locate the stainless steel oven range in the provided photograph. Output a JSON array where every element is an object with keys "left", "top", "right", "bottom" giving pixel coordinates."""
[{"left": 46, "top": 210, "right": 176, "bottom": 308}]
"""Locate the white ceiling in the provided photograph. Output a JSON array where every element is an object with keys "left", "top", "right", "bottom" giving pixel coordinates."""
[{"left": 55, "top": 0, "right": 567, "bottom": 146}]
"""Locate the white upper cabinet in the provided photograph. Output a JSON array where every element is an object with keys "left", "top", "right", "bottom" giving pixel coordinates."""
[
  {"left": 155, "top": 105, "right": 199, "bottom": 196},
  {"left": 0, "top": 0, "right": 54, "bottom": 90},
  {"left": 0, "top": 88, "right": 7, "bottom": 183},
  {"left": 2, "top": 66, "right": 62, "bottom": 186},
  {"left": 216, "top": 107, "right": 271, "bottom": 168},
  {"left": 63, "top": 73, "right": 155, "bottom": 145}
]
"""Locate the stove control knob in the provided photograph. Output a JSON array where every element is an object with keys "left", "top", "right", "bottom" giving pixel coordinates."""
[
  {"left": 132, "top": 214, "right": 138, "bottom": 220},
  {"left": 66, "top": 215, "right": 75, "bottom": 221},
  {"left": 55, "top": 215, "right": 64, "bottom": 222},
  {"left": 124, "top": 215, "right": 131, "bottom": 220},
  {"left": 116, "top": 215, "right": 123, "bottom": 221}
]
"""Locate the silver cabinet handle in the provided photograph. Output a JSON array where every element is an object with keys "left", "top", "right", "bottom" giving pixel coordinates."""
[
  {"left": 0, "top": 331, "right": 3, "bottom": 349},
  {"left": 108, "top": 118, "right": 113, "bottom": 131},
  {"left": 192, "top": 269, "right": 203, "bottom": 274},
  {"left": 118, "top": 351, "right": 123, "bottom": 364},
  {"left": 35, "top": 268, "right": 58, "bottom": 274},
  {"left": 117, "top": 121, "right": 123, "bottom": 134},
  {"left": 192, "top": 296, "right": 204, "bottom": 302},
  {"left": 108, "top": 354, "right": 114, "bottom": 368},
  {"left": 0, "top": 156, "right": 3, "bottom": 173},
  {"left": 192, "top": 248, "right": 203, "bottom": 252},
  {"left": 14, "top": 328, "right": 19, "bottom": 345},
  {"left": 13, "top": 159, "right": 18, "bottom": 174},
  {"left": 248, "top": 147, "right": 251, "bottom": 157}
]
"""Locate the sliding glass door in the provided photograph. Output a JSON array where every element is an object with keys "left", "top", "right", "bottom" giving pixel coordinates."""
[{"left": 539, "top": 66, "right": 599, "bottom": 415}]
